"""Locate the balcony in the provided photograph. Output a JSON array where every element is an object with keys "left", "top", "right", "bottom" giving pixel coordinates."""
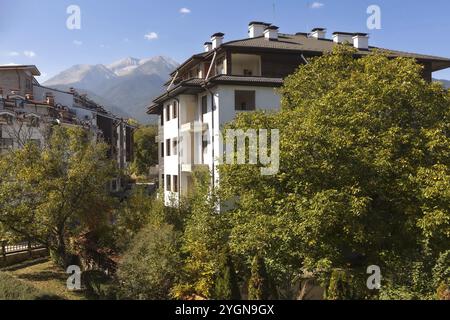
[{"left": 180, "top": 121, "right": 208, "bottom": 133}]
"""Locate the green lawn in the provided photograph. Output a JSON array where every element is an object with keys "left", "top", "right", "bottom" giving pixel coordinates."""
[{"left": 3, "top": 259, "right": 87, "bottom": 300}]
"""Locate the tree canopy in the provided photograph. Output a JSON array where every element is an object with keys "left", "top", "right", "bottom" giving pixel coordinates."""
[
  {"left": 219, "top": 46, "right": 450, "bottom": 298},
  {"left": 0, "top": 126, "right": 116, "bottom": 266}
]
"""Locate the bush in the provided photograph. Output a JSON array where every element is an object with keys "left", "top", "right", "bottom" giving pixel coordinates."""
[
  {"left": 326, "top": 269, "right": 354, "bottom": 300},
  {"left": 116, "top": 223, "right": 181, "bottom": 300},
  {"left": 214, "top": 251, "right": 241, "bottom": 300},
  {"left": 0, "top": 272, "right": 59, "bottom": 300},
  {"left": 82, "top": 270, "right": 116, "bottom": 300},
  {"left": 248, "top": 255, "right": 271, "bottom": 300}
]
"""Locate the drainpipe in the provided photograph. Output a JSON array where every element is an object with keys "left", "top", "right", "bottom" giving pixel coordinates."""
[
  {"left": 203, "top": 51, "right": 218, "bottom": 188},
  {"left": 174, "top": 97, "right": 181, "bottom": 206}
]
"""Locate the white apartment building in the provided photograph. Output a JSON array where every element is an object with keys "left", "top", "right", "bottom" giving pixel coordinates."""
[{"left": 147, "top": 22, "right": 450, "bottom": 206}]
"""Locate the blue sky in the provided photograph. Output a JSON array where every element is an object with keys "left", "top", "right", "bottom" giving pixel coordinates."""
[{"left": 1, "top": 0, "right": 450, "bottom": 81}]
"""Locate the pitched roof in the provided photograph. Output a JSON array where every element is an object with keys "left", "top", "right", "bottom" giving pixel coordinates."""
[
  {"left": 0, "top": 65, "right": 41, "bottom": 76},
  {"left": 222, "top": 34, "right": 450, "bottom": 68}
]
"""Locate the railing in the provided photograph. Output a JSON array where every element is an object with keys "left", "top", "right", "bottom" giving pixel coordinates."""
[{"left": 1, "top": 240, "right": 46, "bottom": 260}]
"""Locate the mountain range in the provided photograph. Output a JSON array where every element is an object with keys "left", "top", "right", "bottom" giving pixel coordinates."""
[
  {"left": 44, "top": 56, "right": 179, "bottom": 123},
  {"left": 435, "top": 78, "right": 450, "bottom": 89}
]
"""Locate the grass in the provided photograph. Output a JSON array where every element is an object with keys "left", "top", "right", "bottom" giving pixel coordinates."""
[{"left": 1, "top": 259, "right": 87, "bottom": 300}]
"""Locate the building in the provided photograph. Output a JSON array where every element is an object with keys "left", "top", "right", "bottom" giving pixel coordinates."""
[
  {"left": 147, "top": 22, "right": 450, "bottom": 206},
  {"left": 0, "top": 65, "right": 134, "bottom": 191}
]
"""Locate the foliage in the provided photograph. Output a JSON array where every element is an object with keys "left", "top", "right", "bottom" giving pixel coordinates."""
[
  {"left": 131, "top": 125, "right": 159, "bottom": 175},
  {"left": 0, "top": 126, "right": 116, "bottom": 266},
  {"left": 326, "top": 269, "right": 354, "bottom": 300},
  {"left": 248, "top": 255, "right": 271, "bottom": 300},
  {"left": 214, "top": 250, "right": 241, "bottom": 300},
  {"left": 113, "top": 187, "right": 165, "bottom": 251},
  {"left": 116, "top": 222, "right": 181, "bottom": 300},
  {"left": 82, "top": 270, "right": 116, "bottom": 300},
  {"left": 172, "top": 170, "right": 229, "bottom": 299},
  {"left": 219, "top": 46, "right": 450, "bottom": 298},
  {"left": 0, "top": 272, "right": 59, "bottom": 300}
]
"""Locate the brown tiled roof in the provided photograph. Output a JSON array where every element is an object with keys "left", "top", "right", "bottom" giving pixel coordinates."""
[{"left": 222, "top": 34, "right": 450, "bottom": 65}]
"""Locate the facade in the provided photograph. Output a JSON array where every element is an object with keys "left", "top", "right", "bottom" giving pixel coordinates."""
[
  {"left": 148, "top": 22, "right": 450, "bottom": 206},
  {"left": 0, "top": 65, "right": 134, "bottom": 191}
]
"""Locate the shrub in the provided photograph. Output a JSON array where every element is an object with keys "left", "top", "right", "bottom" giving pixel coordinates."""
[
  {"left": 326, "top": 269, "right": 354, "bottom": 300},
  {"left": 0, "top": 272, "right": 59, "bottom": 300},
  {"left": 116, "top": 223, "right": 181, "bottom": 300},
  {"left": 248, "top": 255, "right": 270, "bottom": 300},
  {"left": 214, "top": 251, "right": 241, "bottom": 300},
  {"left": 82, "top": 270, "right": 116, "bottom": 300}
]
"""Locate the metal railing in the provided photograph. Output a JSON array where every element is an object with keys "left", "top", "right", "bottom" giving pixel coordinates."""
[{"left": 1, "top": 240, "right": 46, "bottom": 260}]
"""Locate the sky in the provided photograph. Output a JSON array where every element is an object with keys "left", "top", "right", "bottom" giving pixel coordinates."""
[{"left": 1, "top": 0, "right": 450, "bottom": 82}]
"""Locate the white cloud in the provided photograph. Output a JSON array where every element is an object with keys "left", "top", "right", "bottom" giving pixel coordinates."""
[
  {"left": 1, "top": 62, "right": 19, "bottom": 66},
  {"left": 73, "top": 40, "right": 83, "bottom": 46},
  {"left": 310, "top": 2, "right": 325, "bottom": 9},
  {"left": 179, "top": 7, "right": 191, "bottom": 14},
  {"left": 144, "top": 32, "right": 158, "bottom": 41},
  {"left": 23, "top": 50, "right": 36, "bottom": 58},
  {"left": 8, "top": 51, "right": 20, "bottom": 57}
]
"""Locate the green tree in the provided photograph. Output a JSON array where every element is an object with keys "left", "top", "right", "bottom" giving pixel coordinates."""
[
  {"left": 113, "top": 187, "right": 165, "bottom": 251},
  {"left": 132, "top": 125, "right": 159, "bottom": 175},
  {"left": 248, "top": 255, "right": 271, "bottom": 300},
  {"left": 220, "top": 46, "right": 450, "bottom": 298},
  {"left": 0, "top": 126, "right": 115, "bottom": 266},
  {"left": 326, "top": 269, "right": 353, "bottom": 300},
  {"left": 214, "top": 250, "right": 241, "bottom": 300},
  {"left": 116, "top": 222, "right": 181, "bottom": 300}
]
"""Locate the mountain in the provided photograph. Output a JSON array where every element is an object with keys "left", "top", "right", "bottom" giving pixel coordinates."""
[
  {"left": 434, "top": 78, "right": 450, "bottom": 88},
  {"left": 44, "top": 56, "right": 179, "bottom": 123}
]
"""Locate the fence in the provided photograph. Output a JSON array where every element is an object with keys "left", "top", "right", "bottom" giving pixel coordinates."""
[{"left": 1, "top": 240, "right": 46, "bottom": 260}]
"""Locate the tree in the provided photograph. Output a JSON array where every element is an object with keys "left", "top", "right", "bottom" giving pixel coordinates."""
[
  {"left": 0, "top": 126, "right": 115, "bottom": 266},
  {"left": 326, "top": 269, "right": 353, "bottom": 300},
  {"left": 219, "top": 46, "right": 450, "bottom": 298},
  {"left": 172, "top": 169, "right": 229, "bottom": 299},
  {"left": 248, "top": 255, "right": 271, "bottom": 300},
  {"left": 132, "top": 125, "right": 158, "bottom": 175},
  {"left": 214, "top": 250, "right": 241, "bottom": 300},
  {"left": 116, "top": 222, "right": 181, "bottom": 300}
]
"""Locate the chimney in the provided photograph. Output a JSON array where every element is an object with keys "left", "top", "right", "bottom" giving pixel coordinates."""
[
  {"left": 248, "top": 21, "right": 269, "bottom": 38},
  {"left": 310, "top": 28, "right": 326, "bottom": 39},
  {"left": 264, "top": 25, "right": 279, "bottom": 40},
  {"left": 204, "top": 42, "right": 212, "bottom": 52},
  {"left": 211, "top": 32, "right": 224, "bottom": 49},
  {"left": 332, "top": 32, "right": 354, "bottom": 44},
  {"left": 353, "top": 33, "right": 369, "bottom": 50}
]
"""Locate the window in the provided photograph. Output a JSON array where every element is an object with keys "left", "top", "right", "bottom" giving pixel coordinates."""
[
  {"left": 0, "top": 138, "right": 13, "bottom": 150},
  {"left": 201, "top": 95, "right": 208, "bottom": 115},
  {"left": 166, "top": 139, "right": 171, "bottom": 156},
  {"left": 166, "top": 175, "right": 171, "bottom": 191},
  {"left": 161, "top": 142, "right": 164, "bottom": 158},
  {"left": 172, "top": 138, "right": 178, "bottom": 155},
  {"left": 235, "top": 90, "right": 255, "bottom": 111},
  {"left": 172, "top": 101, "right": 178, "bottom": 119},
  {"left": 166, "top": 105, "right": 170, "bottom": 122},
  {"left": 173, "top": 175, "right": 178, "bottom": 193},
  {"left": 160, "top": 111, "right": 164, "bottom": 125},
  {"left": 26, "top": 78, "right": 32, "bottom": 90},
  {"left": 161, "top": 174, "right": 164, "bottom": 188}
]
